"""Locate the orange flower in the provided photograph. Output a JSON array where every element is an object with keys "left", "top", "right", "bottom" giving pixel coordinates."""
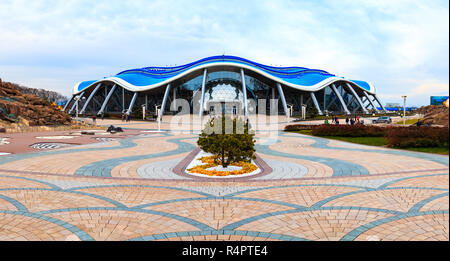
[{"left": 187, "top": 157, "right": 258, "bottom": 177}]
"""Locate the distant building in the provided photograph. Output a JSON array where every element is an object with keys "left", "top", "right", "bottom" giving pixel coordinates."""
[{"left": 430, "top": 96, "right": 449, "bottom": 106}]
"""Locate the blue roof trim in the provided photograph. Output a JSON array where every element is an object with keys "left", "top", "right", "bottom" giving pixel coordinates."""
[
  {"left": 349, "top": 80, "right": 371, "bottom": 92},
  {"left": 75, "top": 55, "right": 373, "bottom": 93},
  {"left": 77, "top": 80, "right": 97, "bottom": 92}
]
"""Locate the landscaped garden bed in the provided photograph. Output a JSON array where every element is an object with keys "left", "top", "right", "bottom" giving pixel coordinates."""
[
  {"left": 189, "top": 115, "right": 258, "bottom": 177},
  {"left": 185, "top": 150, "right": 260, "bottom": 178},
  {"left": 285, "top": 124, "right": 449, "bottom": 155}
]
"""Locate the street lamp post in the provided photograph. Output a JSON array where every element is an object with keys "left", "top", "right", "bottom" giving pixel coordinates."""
[
  {"left": 401, "top": 95, "right": 407, "bottom": 126},
  {"left": 155, "top": 105, "right": 161, "bottom": 132}
]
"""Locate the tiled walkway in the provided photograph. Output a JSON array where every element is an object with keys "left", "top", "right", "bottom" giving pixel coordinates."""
[{"left": 0, "top": 128, "right": 448, "bottom": 241}]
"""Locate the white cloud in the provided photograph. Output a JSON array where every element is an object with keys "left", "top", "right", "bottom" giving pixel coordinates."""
[{"left": 0, "top": 0, "right": 447, "bottom": 105}]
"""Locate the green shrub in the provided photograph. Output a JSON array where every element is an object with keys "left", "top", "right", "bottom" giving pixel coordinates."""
[
  {"left": 284, "top": 124, "right": 318, "bottom": 131},
  {"left": 197, "top": 116, "right": 255, "bottom": 167},
  {"left": 385, "top": 126, "right": 449, "bottom": 148},
  {"left": 311, "top": 124, "right": 386, "bottom": 137}
]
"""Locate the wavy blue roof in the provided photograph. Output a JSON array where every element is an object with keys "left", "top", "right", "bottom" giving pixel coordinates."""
[{"left": 75, "top": 55, "right": 373, "bottom": 93}]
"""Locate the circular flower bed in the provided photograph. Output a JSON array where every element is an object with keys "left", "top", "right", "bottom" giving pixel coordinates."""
[{"left": 187, "top": 156, "right": 258, "bottom": 177}]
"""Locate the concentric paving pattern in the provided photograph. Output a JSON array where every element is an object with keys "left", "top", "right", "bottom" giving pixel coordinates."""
[{"left": 0, "top": 130, "right": 448, "bottom": 241}]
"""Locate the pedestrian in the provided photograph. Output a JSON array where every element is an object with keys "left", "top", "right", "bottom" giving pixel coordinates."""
[
  {"left": 101, "top": 113, "right": 104, "bottom": 121},
  {"left": 345, "top": 117, "right": 349, "bottom": 125},
  {"left": 350, "top": 118, "right": 355, "bottom": 125},
  {"left": 324, "top": 119, "right": 329, "bottom": 125},
  {"left": 127, "top": 114, "right": 131, "bottom": 122},
  {"left": 92, "top": 115, "right": 96, "bottom": 125},
  {"left": 335, "top": 117, "right": 339, "bottom": 125}
]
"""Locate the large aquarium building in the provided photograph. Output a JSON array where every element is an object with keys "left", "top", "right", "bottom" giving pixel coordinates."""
[{"left": 64, "top": 55, "right": 386, "bottom": 117}]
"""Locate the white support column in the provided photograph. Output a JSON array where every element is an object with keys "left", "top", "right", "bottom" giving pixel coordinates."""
[
  {"left": 272, "top": 88, "right": 275, "bottom": 99},
  {"left": 345, "top": 83, "right": 368, "bottom": 114},
  {"left": 145, "top": 94, "right": 148, "bottom": 110},
  {"left": 363, "top": 91, "right": 379, "bottom": 113},
  {"left": 240, "top": 69, "right": 248, "bottom": 116},
  {"left": 126, "top": 92, "right": 138, "bottom": 115},
  {"left": 63, "top": 95, "right": 74, "bottom": 111},
  {"left": 160, "top": 84, "right": 171, "bottom": 119},
  {"left": 80, "top": 83, "right": 102, "bottom": 114},
  {"left": 69, "top": 91, "right": 84, "bottom": 114},
  {"left": 310, "top": 92, "right": 323, "bottom": 115},
  {"left": 199, "top": 69, "right": 208, "bottom": 117},
  {"left": 122, "top": 87, "right": 125, "bottom": 111},
  {"left": 372, "top": 94, "right": 386, "bottom": 112},
  {"left": 97, "top": 85, "right": 116, "bottom": 115},
  {"left": 172, "top": 86, "right": 176, "bottom": 110},
  {"left": 276, "top": 83, "right": 289, "bottom": 117},
  {"left": 331, "top": 84, "right": 350, "bottom": 115}
]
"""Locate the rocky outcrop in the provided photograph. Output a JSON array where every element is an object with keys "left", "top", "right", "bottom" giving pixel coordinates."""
[
  {"left": 415, "top": 105, "right": 449, "bottom": 126},
  {"left": 0, "top": 78, "right": 72, "bottom": 126}
]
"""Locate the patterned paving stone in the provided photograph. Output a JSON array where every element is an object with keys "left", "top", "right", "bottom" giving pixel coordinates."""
[
  {"left": 44, "top": 209, "right": 202, "bottom": 241},
  {"left": 0, "top": 130, "right": 447, "bottom": 241},
  {"left": 254, "top": 158, "right": 308, "bottom": 180},
  {"left": 0, "top": 175, "right": 54, "bottom": 189},
  {"left": 330, "top": 177, "right": 403, "bottom": 189},
  {"left": 354, "top": 213, "right": 449, "bottom": 241},
  {"left": 237, "top": 209, "right": 395, "bottom": 241},
  {"left": 178, "top": 186, "right": 267, "bottom": 197},
  {"left": 0, "top": 190, "right": 118, "bottom": 212},
  {"left": 137, "top": 158, "right": 187, "bottom": 179},
  {"left": 76, "top": 186, "right": 208, "bottom": 208},
  {"left": 30, "top": 178, "right": 115, "bottom": 190},
  {"left": 0, "top": 197, "right": 18, "bottom": 211},
  {"left": 323, "top": 189, "right": 445, "bottom": 212},
  {"left": 146, "top": 199, "right": 295, "bottom": 230},
  {"left": 235, "top": 185, "right": 362, "bottom": 207},
  {"left": 30, "top": 143, "right": 74, "bottom": 150},
  {"left": 385, "top": 175, "right": 449, "bottom": 189},
  {"left": 420, "top": 195, "right": 449, "bottom": 212},
  {"left": 0, "top": 212, "right": 81, "bottom": 241}
]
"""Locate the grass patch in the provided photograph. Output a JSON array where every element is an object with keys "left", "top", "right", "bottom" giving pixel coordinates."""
[
  {"left": 287, "top": 129, "right": 313, "bottom": 135},
  {"left": 401, "top": 147, "right": 449, "bottom": 155},
  {"left": 285, "top": 130, "right": 448, "bottom": 155},
  {"left": 395, "top": 118, "right": 422, "bottom": 125},
  {"left": 320, "top": 136, "right": 387, "bottom": 147}
]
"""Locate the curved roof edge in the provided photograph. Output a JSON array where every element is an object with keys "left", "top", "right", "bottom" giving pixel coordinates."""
[{"left": 72, "top": 56, "right": 376, "bottom": 95}]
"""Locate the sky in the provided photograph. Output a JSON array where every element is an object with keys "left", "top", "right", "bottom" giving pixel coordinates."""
[{"left": 0, "top": 0, "right": 448, "bottom": 106}]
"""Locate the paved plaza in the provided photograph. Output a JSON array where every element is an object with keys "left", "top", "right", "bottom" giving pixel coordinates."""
[{"left": 0, "top": 119, "right": 448, "bottom": 241}]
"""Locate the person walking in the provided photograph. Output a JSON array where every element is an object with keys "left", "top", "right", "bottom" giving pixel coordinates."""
[
  {"left": 92, "top": 115, "right": 96, "bottom": 125},
  {"left": 335, "top": 117, "right": 339, "bottom": 125},
  {"left": 345, "top": 117, "right": 349, "bottom": 125},
  {"left": 324, "top": 118, "right": 329, "bottom": 125},
  {"left": 101, "top": 113, "right": 104, "bottom": 121},
  {"left": 350, "top": 118, "right": 355, "bottom": 125}
]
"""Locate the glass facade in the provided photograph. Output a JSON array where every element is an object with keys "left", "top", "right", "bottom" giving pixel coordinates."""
[{"left": 76, "top": 69, "right": 379, "bottom": 117}]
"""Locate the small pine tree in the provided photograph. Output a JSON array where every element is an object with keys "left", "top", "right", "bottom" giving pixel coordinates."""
[{"left": 197, "top": 115, "right": 255, "bottom": 168}]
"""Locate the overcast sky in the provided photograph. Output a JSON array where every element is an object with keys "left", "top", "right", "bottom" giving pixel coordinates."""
[{"left": 0, "top": 0, "right": 448, "bottom": 106}]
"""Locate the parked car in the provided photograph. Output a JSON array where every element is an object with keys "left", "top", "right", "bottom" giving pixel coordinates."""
[{"left": 372, "top": 116, "right": 392, "bottom": 124}]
